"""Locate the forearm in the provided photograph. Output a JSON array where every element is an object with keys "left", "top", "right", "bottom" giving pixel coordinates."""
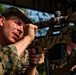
[{"left": 14, "top": 36, "right": 31, "bottom": 56}]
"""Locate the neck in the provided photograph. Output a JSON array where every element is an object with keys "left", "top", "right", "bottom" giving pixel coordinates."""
[{"left": 66, "top": 41, "right": 75, "bottom": 55}]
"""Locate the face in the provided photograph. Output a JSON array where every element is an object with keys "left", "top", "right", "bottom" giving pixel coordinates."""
[{"left": 0, "top": 16, "right": 25, "bottom": 45}]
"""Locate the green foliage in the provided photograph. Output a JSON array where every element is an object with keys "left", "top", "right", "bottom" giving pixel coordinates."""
[
  {"left": 37, "top": 62, "right": 47, "bottom": 75},
  {"left": 0, "top": 3, "right": 7, "bottom": 14}
]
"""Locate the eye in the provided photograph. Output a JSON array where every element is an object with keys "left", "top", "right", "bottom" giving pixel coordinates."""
[{"left": 14, "top": 20, "right": 22, "bottom": 26}]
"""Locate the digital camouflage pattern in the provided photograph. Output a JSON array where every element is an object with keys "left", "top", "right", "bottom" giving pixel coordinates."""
[
  {"left": 0, "top": 44, "right": 39, "bottom": 75},
  {"left": 49, "top": 45, "right": 76, "bottom": 75}
]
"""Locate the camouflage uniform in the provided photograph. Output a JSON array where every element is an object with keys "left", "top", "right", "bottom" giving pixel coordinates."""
[
  {"left": 0, "top": 44, "right": 39, "bottom": 75},
  {"left": 49, "top": 45, "right": 76, "bottom": 75}
]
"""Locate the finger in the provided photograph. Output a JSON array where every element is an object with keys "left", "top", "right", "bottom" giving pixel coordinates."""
[
  {"left": 34, "top": 25, "right": 38, "bottom": 34},
  {"left": 32, "top": 53, "right": 45, "bottom": 58},
  {"left": 29, "top": 48, "right": 36, "bottom": 54},
  {"left": 70, "top": 66, "right": 76, "bottom": 72},
  {"left": 30, "top": 58, "right": 38, "bottom": 64},
  {"left": 30, "top": 54, "right": 45, "bottom": 64}
]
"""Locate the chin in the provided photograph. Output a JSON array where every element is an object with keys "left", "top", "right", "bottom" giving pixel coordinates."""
[{"left": 9, "top": 39, "right": 16, "bottom": 44}]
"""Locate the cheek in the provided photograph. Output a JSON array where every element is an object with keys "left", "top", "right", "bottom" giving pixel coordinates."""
[
  {"left": 2, "top": 22, "right": 14, "bottom": 36},
  {"left": 3, "top": 26, "right": 12, "bottom": 34},
  {"left": 3, "top": 21, "right": 15, "bottom": 32},
  {"left": 2, "top": 27, "right": 11, "bottom": 38},
  {"left": 13, "top": 24, "right": 17, "bottom": 28}
]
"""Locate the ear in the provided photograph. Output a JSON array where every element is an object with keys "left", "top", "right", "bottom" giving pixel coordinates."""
[{"left": 0, "top": 16, "right": 5, "bottom": 26}]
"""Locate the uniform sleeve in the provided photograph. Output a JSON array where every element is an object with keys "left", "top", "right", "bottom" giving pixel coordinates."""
[
  {"left": 1, "top": 44, "right": 21, "bottom": 75},
  {"left": 1, "top": 45, "right": 39, "bottom": 75}
]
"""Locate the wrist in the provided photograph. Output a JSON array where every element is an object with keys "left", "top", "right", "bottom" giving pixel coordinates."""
[
  {"left": 27, "top": 65, "right": 37, "bottom": 75},
  {"left": 24, "top": 36, "right": 32, "bottom": 44},
  {"left": 28, "top": 64, "right": 37, "bottom": 70}
]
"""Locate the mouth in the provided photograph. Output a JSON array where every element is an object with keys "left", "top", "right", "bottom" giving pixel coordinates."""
[{"left": 13, "top": 32, "right": 20, "bottom": 40}]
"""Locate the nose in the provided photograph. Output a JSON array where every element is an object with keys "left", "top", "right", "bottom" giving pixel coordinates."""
[{"left": 17, "top": 25, "right": 23, "bottom": 34}]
